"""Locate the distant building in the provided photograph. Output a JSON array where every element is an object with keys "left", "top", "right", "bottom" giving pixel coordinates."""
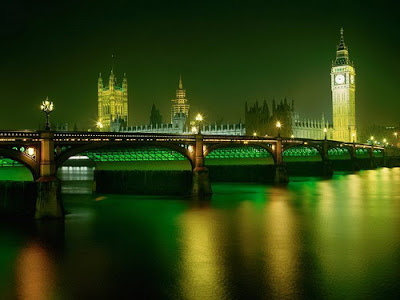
[
  {"left": 98, "top": 70, "right": 128, "bottom": 131},
  {"left": 171, "top": 75, "right": 190, "bottom": 126},
  {"left": 117, "top": 75, "right": 245, "bottom": 135},
  {"left": 245, "top": 99, "right": 332, "bottom": 139},
  {"left": 331, "top": 28, "right": 357, "bottom": 142}
]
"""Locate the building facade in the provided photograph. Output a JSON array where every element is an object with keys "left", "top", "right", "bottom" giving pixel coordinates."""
[
  {"left": 331, "top": 28, "right": 357, "bottom": 142},
  {"left": 245, "top": 99, "right": 333, "bottom": 139},
  {"left": 116, "top": 75, "right": 245, "bottom": 135},
  {"left": 171, "top": 75, "right": 190, "bottom": 125},
  {"left": 98, "top": 70, "right": 128, "bottom": 131}
]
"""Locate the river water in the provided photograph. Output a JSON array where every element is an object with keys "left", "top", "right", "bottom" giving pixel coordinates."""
[{"left": 1, "top": 167, "right": 400, "bottom": 299}]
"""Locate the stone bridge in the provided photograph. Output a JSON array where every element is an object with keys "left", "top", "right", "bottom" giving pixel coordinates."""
[{"left": 0, "top": 131, "right": 385, "bottom": 218}]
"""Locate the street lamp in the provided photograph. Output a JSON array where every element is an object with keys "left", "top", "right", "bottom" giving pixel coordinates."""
[
  {"left": 370, "top": 136, "right": 374, "bottom": 145},
  {"left": 195, "top": 113, "right": 203, "bottom": 134},
  {"left": 352, "top": 132, "right": 355, "bottom": 143},
  {"left": 253, "top": 132, "right": 257, "bottom": 137},
  {"left": 96, "top": 121, "right": 103, "bottom": 131},
  {"left": 276, "top": 121, "right": 281, "bottom": 137},
  {"left": 40, "top": 97, "right": 54, "bottom": 131},
  {"left": 323, "top": 127, "right": 327, "bottom": 140}
]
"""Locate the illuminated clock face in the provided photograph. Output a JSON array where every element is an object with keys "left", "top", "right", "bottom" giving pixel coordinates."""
[
  {"left": 335, "top": 74, "right": 345, "bottom": 84},
  {"left": 350, "top": 75, "right": 355, "bottom": 84}
]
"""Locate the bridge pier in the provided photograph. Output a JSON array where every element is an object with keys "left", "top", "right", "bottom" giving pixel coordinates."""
[
  {"left": 349, "top": 146, "right": 360, "bottom": 171},
  {"left": 368, "top": 148, "right": 377, "bottom": 169},
  {"left": 192, "top": 134, "right": 212, "bottom": 196},
  {"left": 322, "top": 140, "right": 333, "bottom": 177},
  {"left": 35, "top": 132, "right": 63, "bottom": 219},
  {"left": 274, "top": 138, "right": 289, "bottom": 183}
]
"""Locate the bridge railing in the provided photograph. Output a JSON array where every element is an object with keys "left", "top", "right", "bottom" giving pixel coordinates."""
[
  {"left": 0, "top": 131, "right": 40, "bottom": 142},
  {"left": 0, "top": 130, "right": 385, "bottom": 150}
]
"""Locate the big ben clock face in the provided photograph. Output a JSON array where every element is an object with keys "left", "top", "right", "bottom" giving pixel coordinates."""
[{"left": 335, "top": 74, "right": 345, "bottom": 84}]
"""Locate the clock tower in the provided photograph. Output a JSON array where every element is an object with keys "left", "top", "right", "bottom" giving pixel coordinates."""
[{"left": 331, "top": 28, "right": 356, "bottom": 142}]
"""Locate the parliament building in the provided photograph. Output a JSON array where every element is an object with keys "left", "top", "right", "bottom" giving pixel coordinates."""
[{"left": 98, "top": 29, "right": 356, "bottom": 141}]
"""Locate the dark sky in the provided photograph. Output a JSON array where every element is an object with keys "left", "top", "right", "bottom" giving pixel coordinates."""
[{"left": 0, "top": 0, "right": 399, "bottom": 130}]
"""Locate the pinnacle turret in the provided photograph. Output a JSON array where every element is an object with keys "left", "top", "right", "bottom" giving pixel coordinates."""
[
  {"left": 179, "top": 74, "right": 183, "bottom": 89},
  {"left": 333, "top": 27, "right": 351, "bottom": 66},
  {"left": 337, "top": 27, "right": 347, "bottom": 51}
]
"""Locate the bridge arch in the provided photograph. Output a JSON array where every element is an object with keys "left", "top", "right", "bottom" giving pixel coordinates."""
[
  {"left": 282, "top": 144, "right": 323, "bottom": 161},
  {"left": 55, "top": 142, "right": 195, "bottom": 170},
  {"left": 327, "top": 146, "right": 352, "bottom": 160},
  {"left": 204, "top": 143, "right": 276, "bottom": 164},
  {"left": 0, "top": 148, "right": 39, "bottom": 180}
]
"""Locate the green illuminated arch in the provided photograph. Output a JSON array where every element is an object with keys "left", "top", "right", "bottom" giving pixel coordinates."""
[
  {"left": 83, "top": 147, "right": 188, "bottom": 162},
  {"left": 57, "top": 144, "right": 194, "bottom": 171},
  {"left": 205, "top": 144, "right": 275, "bottom": 165},
  {"left": 283, "top": 145, "right": 322, "bottom": 161},
  {"left": 373, "top": 149, "right": 384, "bottom": 158},
  {"left": 355, "top": 148, "right": 370, "bottom": 158},
  {"left": 328, "top": 147, "right": 351, "bottom": 160},
  {"left": 0, "top": 155, "right": 35, "bottom": 181}
]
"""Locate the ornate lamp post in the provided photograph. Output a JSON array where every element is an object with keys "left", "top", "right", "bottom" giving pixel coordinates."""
[
  {"left": 352, "top": 132, "right": 356, "bottom": 143},
  {"left": 276, "top": 121, "right": 281, "bottom": 138},
  {"left": 323, "top": 127, "right": 328, "bottom": 140},
  {"left": 195, "top": 113, "right": 203, "bottom": 134},
  {"left": 40, "top": 97, "right": 54, "bottom": 131},
  {"left": 370, "top": 136, "right": 374, "bottom": 145}
]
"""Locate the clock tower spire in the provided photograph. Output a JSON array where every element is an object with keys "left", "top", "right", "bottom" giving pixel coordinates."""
[{"left": 331, "top": 28, "right": 356, "bottom": 142}]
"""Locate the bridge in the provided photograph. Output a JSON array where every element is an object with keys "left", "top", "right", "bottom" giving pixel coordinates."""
[{"left": 0, "top": 130, "right": 385, "bottom": 219}]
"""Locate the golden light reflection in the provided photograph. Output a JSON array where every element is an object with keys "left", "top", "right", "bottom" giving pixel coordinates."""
[
  {"left": 179, "top": 209, "right": 226, "bottom": 300},
  {"left": 16, "top": 242, "right": 56, "bottom": 300},
  {"left": 263, "top": 188, "right": 299, "bottom": 298}
]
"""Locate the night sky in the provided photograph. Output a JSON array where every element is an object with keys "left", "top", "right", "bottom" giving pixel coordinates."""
[{"left": 0, "top": 0, "right": 399, "bottom": 130}]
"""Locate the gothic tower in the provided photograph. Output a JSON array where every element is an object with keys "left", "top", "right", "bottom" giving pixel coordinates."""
[
  {"left": 97, "top": 70, "right": 128, "bottom": 131},
  {"left": 171, "top": 75, "right": 190, "bottom": 131},
  {"left": 331, "top": 28, "right": 356, "bottom": 142}
]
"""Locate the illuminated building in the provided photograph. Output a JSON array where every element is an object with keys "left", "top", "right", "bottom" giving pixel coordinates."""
[
  {"left": 245, "top": 99, "right": 332, "bottom": 139},
  {"left": 331, "top": 28, "right": 357, "bottom": 142},
  {"left": 97, "top": 69, "right": 128, "bottom": 131},
  {"left": 171, "top": 75, "right": 190, "bottom": 130},
  {"left": 119, "top": 75, "right": 245, "bottom": 135}
]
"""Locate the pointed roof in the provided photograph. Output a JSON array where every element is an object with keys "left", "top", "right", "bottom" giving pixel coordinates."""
[
  {"left": 337, "top": 27, "right": 348, "bottom": 51},
  {"left": 178, "top": 74, "right": 183, "bottom": 89},
  {"left": 333, "top": 28, "right": 352, "bottom": 66}
]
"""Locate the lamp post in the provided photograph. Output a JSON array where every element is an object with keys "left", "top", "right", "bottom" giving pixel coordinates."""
[
  {"left": 352, "top": 132, "right": 355, "bottom": 144},
  {"left": 370, "top": 136, "right": 374, "bottom": 145},
  {"left": 276, "top": 121, "right": 281, "bottom": 138},
  {"left": 195, "top": 113, "right": 203, "bottom": 134},
  {"left": 40, "top": 97, "right": 54, "bottom": 131},
  {"left": 323, "top": 127, "right": 327, "bottom": 140},
  {"left": 96, "top": 121, "right": 103, "bottom": 131}
]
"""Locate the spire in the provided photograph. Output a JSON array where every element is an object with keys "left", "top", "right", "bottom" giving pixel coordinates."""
[
  {"left": 334, "top": 27, "right": 351, "bottom": 66},
  {"left": 337, "top": 27, "right": 347, "bottom": 51},
  {"left": 178, "top": 74, "right": 183, "bottom": 89}
]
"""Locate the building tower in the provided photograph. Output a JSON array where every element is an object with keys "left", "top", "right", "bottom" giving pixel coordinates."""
[
  {"left": 331, "top": 28, "right": 356, "bottom": 142},
  {"left": 97, "top": 70, "right": 128, "bottom": 131},
  {"left": 171, "top": 75, "right": 190, "bottom": 130}
]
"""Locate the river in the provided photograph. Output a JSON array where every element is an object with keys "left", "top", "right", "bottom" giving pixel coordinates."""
[{"left": 1, "top": 166, "right": 400, "bottom": 299}]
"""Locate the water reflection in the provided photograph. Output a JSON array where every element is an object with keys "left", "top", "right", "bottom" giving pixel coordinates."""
[
  {"left": 16, "top": 242, "right": 56, "bottom": 300},
  {"left": 1, "top": 168, "right": 400, "bottom": 298}
]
